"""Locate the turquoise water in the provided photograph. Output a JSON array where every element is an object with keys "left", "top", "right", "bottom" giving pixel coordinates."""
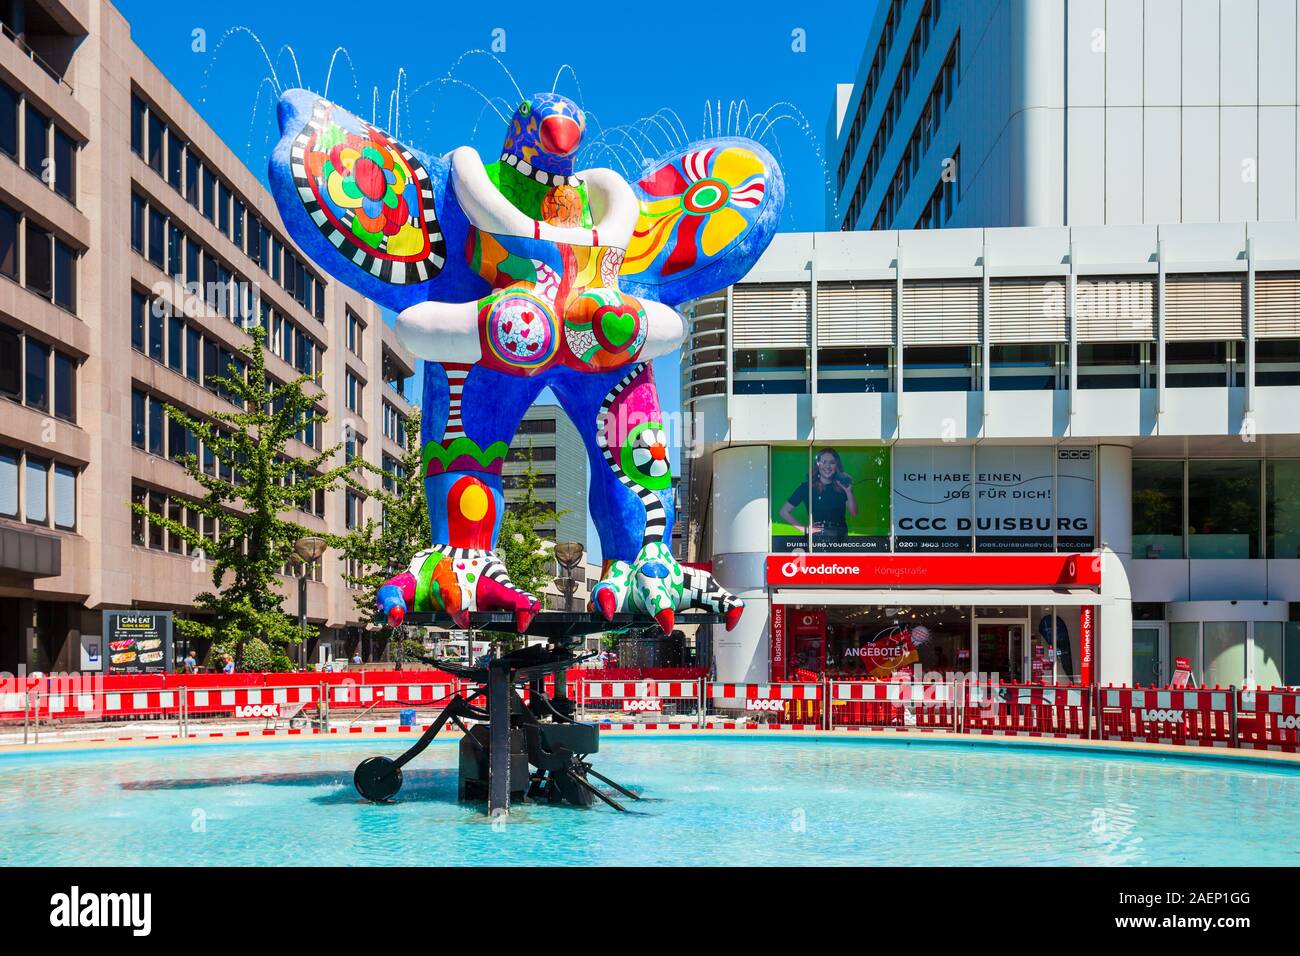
[{"left": 1, "top": 737, "right": 1298, "bottom": 866}]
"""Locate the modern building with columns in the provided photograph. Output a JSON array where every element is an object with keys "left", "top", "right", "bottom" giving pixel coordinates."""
[{"left": 679, "top": 222, "right": 1300, "bottom": 689}]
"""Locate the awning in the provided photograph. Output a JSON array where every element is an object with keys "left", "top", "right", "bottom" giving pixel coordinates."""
[{"left": 770, "top": 588, "right": 1099, "bottom": 607}]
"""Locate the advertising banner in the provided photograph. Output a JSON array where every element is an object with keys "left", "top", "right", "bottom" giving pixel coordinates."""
[
  {"left": 770, "top": 603, "right": 786, "bottom": 681},
  {"left": 770, "top": 446, "right": 890, "bottom": 553},
  {"left": 102, "top": 610, "right": 173, "bottom": 674},
  {"left": 973, "top": 446, "right": 1054, "bottom": 552},
  {"left": 892, "top": 445, "right": 972, "bottom": 551}
]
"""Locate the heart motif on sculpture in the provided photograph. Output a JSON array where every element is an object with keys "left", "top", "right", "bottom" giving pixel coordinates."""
[{"left": 595, "top": 305, "right": 638, "bottom": 350}]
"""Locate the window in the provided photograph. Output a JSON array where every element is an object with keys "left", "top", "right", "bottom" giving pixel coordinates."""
[
  {"left": 168, "top": 223, "right": 183, "bottom": 279},
  {"left": 24, "top": 456, "right": 47, "bottom": 524},
  {"left": 347, "top": 310, "right": 362, "bottom": 356},
  {"left": 53, "top": 127, "right": 75, "bottom": 201},
  {"left": 0, "top": 80, "right": 18, "bottom": 158},
  {"left": 733, "top": 348, "right": 809, "bottom": 394},
  {"left": 202, "top": 166, "right": 216, "bottom": 221},
  {"left": 0, "top": 325, "right": 18, "bottom": 400},
  {"left": 185, "top": 151, "right": 200, "bottom": 206},
  {"left": 903, "top": 346, "right": 975, "bottom": 392},
  {"left": 131, "top": 95, "right": 146, "bottom": 156},
  {"left": 131, "top": 487, "right": 146, "bottom": 544},
  {"left": 53, "top": 239, "right": 75, "bottom": 311},
  {"left": 1132, "top": 460, "right": 1184, "bottom": 559},
  {"left": 147, "top": 112, "right": 164, "bottom": 174},
  {"left": 23, "top": 102, "right": 48, "bottom": 178},
  {"left": 24, "top": 221, "right": 51, "bottom": 298},
  {"left": 345, "top": 490, "right": 361, "bottom": 530},
  {"left": 167, "top": 132, "right": 182, "bottom": 190},
  {"left": 131, "top": 289, "right": 146, "bottom": 352},
  {"left": 0, "top": 446, "right": 16, "bottom": 516},
  {"left": 131, "top": 390, "right": 146, "bottom": 448},
  {"left": 345, "top": 370, "right": 362, "bottom": 412},
  {"left": 1187, "top": 460, "right": 1260, "bottom": 559},
  {"left": 0, "top": 201, "right": 17, "bottom": 280},
  {"left": 516, "top": 417, "right": 556, "bottom": 435},
  {"left": 186, "top": 327, "right": 200, "bottom": 382},
  {"left": 1167, "top": 341, "right": 1236, "bottom": 388},
  {"left": 218, "top": 183, "right": 231, "bottom": 235},
  {"left": 817, "top": 346, "right": 891, "bottom": 394},
  {"left": 167, "top": 315, "right": 183, "bottom": 372},
  {"left": 1078, "top": 342, "right": 1149, "bottom": 389},
  {"left": 53, "top": 464, "right": 75, "bottom": 530},
  {"left": 148, "top": 395, "right": 164, "bottom": 456},
  {"left": 147, "top": 207, "right": 165, "bottom": 269},
  {"left": 1257, "top": 339, "right": 1300, "bottom": 387},
  {"left": 24, "top": 338, "right": 48, "bottom": 411},
  {"left": 1267, "top": 460, "right": 1300, "bottom": 559},
  {"left": 131, "top": 194, "right": 144, "bottom": 253},
  {"left": 53, "top": 352, "right": 74, "bottom": 422},
  {"left": 149, "top": 300, "right": 164, "bottom": 362},
  {"left": 990, "top": 344, "right": 1060, "bottom": 391}
]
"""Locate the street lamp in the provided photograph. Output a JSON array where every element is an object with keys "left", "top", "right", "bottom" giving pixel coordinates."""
[
  {"left": 293, "top": 535, "right": 328, "bottom": 668},
  {"left": 553, "top": 541, "right": 584, "bottom": 612}
]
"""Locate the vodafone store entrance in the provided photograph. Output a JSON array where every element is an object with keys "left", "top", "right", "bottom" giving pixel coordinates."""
[{"left": 767, "top": 554, "right": 1100, "bottom": 685}]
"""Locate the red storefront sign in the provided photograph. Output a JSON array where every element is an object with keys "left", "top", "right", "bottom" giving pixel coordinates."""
[
  {"left": 770, "top": 604, "right": 786, "bottom": 680},
  {"left": 766, "top": 553, "right": 1101, "bottom": 588},
  {"left": 1079, "top": 605, "right": 1095, "bottom": 686}
]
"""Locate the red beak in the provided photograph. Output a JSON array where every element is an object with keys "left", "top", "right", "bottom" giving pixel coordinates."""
[{"left": 540, "top": 115, "right": 581, "bottom": 157}]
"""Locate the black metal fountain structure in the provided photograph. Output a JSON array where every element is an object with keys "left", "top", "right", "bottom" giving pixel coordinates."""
[{"left": 352, "top": 609, "right": 721, "bottom": 816}]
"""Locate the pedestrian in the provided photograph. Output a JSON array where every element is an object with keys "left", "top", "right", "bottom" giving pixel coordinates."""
[
  {"left": 182, "top": 649, "right": 197, "bottom": 674},
  {"left": 222, "top": 654, "right": 235, "bottom": 675},
  {"left": 351, "top": 650, "right": 362, "bottom": 666}
]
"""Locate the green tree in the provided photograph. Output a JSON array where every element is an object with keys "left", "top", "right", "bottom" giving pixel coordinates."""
[
  {"left": 499, "top": 441, "right": 569, "bottom": 603},
  {"left": 339, "top": 408, "right": 429, "bottom": 619},
  {"left": 130, "top": 325, "right": 357, "bottom": 668}
]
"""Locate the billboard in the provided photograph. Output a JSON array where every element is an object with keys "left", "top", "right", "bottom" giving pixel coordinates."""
[
  {"left": 102, "top": 610, "right": 173, "bottom": 674},
  {"left": 769, "top": 446, "right": 891, "bottom": 553}
]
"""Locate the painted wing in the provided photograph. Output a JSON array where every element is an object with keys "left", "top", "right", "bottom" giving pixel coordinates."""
[
  {"left": 268, "top": 89, "right": 481, "bottom": 311},
  {"left": 618, "top": 137, "right": 784, "bottom": 308}
]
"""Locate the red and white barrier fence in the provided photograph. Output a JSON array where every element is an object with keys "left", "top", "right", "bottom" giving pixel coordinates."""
[{"left": 5, "top": 671, "right": 1300, "bottom": 753}]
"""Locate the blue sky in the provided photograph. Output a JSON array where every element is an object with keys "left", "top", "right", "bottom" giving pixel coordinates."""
[{"left": 116, "top": 0, "right": 876, "bottom": 557}]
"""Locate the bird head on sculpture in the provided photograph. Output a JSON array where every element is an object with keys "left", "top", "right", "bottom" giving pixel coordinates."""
[{"left": 500, "top": 92, "right": 585, "bottom": 183}]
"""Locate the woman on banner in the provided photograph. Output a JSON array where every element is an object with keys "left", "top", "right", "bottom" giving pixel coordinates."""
[{"left": 779, "top": 448, "right": 858, "bottom": 548}]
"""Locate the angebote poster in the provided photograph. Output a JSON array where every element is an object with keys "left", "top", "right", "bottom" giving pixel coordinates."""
[{"left": 770, "top": 447, "right": 891, "bottom": 553}]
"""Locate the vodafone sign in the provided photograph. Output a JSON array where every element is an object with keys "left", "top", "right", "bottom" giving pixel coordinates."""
[{"left": 766, "top": 553, "right": 1101, "bottom": 588}]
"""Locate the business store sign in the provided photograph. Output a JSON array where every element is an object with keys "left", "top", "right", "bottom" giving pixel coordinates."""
[
  {"left": 102, "top": 610, "right": 173, "bottom": 674},
  {"left": 772, "top": 445, "right": 1095, "bottom": 553}
]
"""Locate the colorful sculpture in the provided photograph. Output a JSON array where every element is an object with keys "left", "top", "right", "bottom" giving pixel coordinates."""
[{"left": 269, "top": 89, "right": 784, "bottom": 634}]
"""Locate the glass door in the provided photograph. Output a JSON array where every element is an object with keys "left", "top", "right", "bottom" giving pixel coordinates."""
[
  {"left": 976, "top": 620, "right": 1027, "bottom": 683},
  {"left": 1132, "top": 624, "right": 1166, "bottom": 687}
]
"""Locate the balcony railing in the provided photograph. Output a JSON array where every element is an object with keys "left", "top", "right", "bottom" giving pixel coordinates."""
[{"left": 1, "top": 22, "right": 73, "bottom": 95}]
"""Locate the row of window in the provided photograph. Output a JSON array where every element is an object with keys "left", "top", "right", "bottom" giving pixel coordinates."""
[
  {"left": 0, "top": 322, "right": 76, "bottom": 420},
  {"left": 733, "top": 339, "right": 1300, "bottom": 394},
  {"left": 0, "top": 198, "right": 77, "bottom": 311},
  {"left": 0, "top": 78, "right": 76, "bottom": 202},
  {"left": 131, "top": 289, "right": 248, "bottom": 406},
  {"left": 837, "top": 0, "right": 917, "bottom": 189},
  {"left": 852, "top": 37, "right": 960, "bottom": 232},
  {"left": 130, "top": 195, "right": 323, "bottom": 375},
  {"left": 842, "top": 6, "right": 953, "bottom": 228},
  {"left": 914, "top": 146, "right": 958, "bottom": 230},
  {"left": 381, "top": 400, "right": 407, "bottom": 445},
  {"left": 131, "top": 484, "right": 326, "bottom": 575},
  {"left": 1132, "top": 458, "right": 1300, "bottom": 560},
  {"left": 0, "top": 445, "right": 76, "bottom": 530},
  {"left": 131, "top": 93, "right": 326, "bottom": 319}
]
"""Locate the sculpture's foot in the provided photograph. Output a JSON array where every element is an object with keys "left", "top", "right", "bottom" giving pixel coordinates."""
[
  {"left": 437, "top": 548, "right": 542, "bottom": 634},
  {"left": 590, "top": 542, "right": 744, "bottom": 635}
]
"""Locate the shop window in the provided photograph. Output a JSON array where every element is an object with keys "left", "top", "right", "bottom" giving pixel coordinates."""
[
  {"left": 816, "top": 346, "right": 891, "bottom": 393},
  {"left": 1078, "top": 342, "right": 1150, "bottom": 389},
  {"left": 1132, "top": 460, "right": 1184, "bottom": 559},
  {"left": 1170, "top": 622, "right": 1202, "bottom": 683},
  {"left": 1187, "top": 460, "right": 1259, "bottom": 559},
  {"left": 1203, "top": 622, "right": 1247, "bottom": 687},
  {"left": 1253, "top": 622, "right": 1284, "bottom": 690},
  {"left": 1267, "top": 460, "right": 1300, "bottom": 559},
  {"left": 1257, "top": 339, "right": 1300, "bottom": 386},
  {"left": 902, "top": 345, "right": 975, "bottom": 392},
  {"left": 733, "top": 348, "right": 808, "bottom": 394}
]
